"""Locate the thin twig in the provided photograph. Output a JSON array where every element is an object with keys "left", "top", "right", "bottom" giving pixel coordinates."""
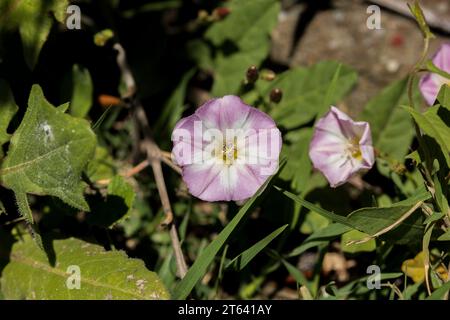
[
  {"left": 160, "top": 150, "right": 173, "bottom": 159},
  {"left": 161, "top": 156, "right": 182, "bottom": 175},
  {"left": 96, "top": 159, "right": 151, "bottom": 185},
  {"left": 114, "top": 43, "right": 188, "bottom": 278}
]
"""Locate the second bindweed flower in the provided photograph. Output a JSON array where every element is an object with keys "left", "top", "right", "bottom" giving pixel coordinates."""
[{"left": 309, "top": 106, "right": 375, "bottom": 188}]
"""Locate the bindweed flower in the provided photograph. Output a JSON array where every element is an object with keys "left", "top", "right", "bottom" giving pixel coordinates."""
[
  {"left": 419, "top": 43, "right": 450, "bottom": 105},
  {"left": 172, "top": 95, "right": 281, "bottom": 202},
  {"left": 309, "top": 106, "right": 375, "bottom": 188}
]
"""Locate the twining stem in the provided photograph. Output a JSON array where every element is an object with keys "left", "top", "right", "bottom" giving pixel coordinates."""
[
  {"left": 406, "top": 26, "right": 436, "bottom": 194},
  {"left": 114, "top": 43, "right": 188, "bottom": 278}
]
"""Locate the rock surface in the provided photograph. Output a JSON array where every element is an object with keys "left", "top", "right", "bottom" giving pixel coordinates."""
[{"left": 270, "top": 0, "right": 450, "bottom": 116}]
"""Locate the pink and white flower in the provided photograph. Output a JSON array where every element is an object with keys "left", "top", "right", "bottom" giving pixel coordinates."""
[
  {"left": 309, "top": 106, "right": 375, "bottom": 188},
  {"left": 419, "top": 43, "right": 450, "bottom": 105},
  {"left": 172, "top": 95, "right": 282, "bottom": 202}
]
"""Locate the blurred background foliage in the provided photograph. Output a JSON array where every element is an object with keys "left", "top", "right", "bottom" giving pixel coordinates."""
[{"left": 0, "top": 0, "right": 449, "bottom": 300}]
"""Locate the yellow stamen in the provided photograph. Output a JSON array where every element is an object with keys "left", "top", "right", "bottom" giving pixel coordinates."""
[{"left": 348, "top": 137, "right": 362, "bottom": 161}]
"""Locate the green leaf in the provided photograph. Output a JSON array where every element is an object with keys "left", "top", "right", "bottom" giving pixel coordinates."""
[
  {"left": 205, "top": 0, "right": 279, "bottom": 51},
  {"left": 425, "top": 281, "right": 450, "bottom": 300},
  {"left": 277, "top": 187, "right": 429, "bottom": 244},
  {"left": 423, "top": 211, "right": 445, "bottom": 225},
  {"left": 173, "top": 160, "right": 285, "bottom": 299},
  {"left": 205, "top": 0, "right": 280, "bottom": 96},
  {"left": 0, "top": 236, "right": 169, "bottom": 299},
  {"left": 300, "top": 210, "right": 330, "bottom": 234},
  {"left": 1, "top": 0, "right": 69, "bottom": 69},
  {"left": 341, "top": 230, "right": 376, "bottom": 254},
  {"left": 266, "top": 62, "right": 357, "bottom": 129},
  {"left": 87, "top": 175, "right": 136, "bottom": 228},
  {"left": 289, "top": 223, "right": 351, "bottom": 257},
  {"left": 61, "top": 65, "right": 93, "bottom": 118},
  {"left": 0, "top": 80, "right": 18, "bottom": 159},
  {"left": 437, "top": 229, "right": 450, "bottom": 241},
  {"left": 226, "top": 224, "right": 288, "bottom": 270},
  {"left": 85, "top": 146, "right": 116, "bottom": 182},
  {"left": 405, "top": 106, "right": 450, "bottom": 167},
  {"left": 280, "top": 128, "right": 313, "bottom": 192},
  {"left": 361, "top": 78, "right": 420, "bottom": 161},
  {"left": 437, "top": 84, "right": 450, "bottom": 109},
  {"left": 0, "top": 84, "right": 96, "bottom": 217},
  {"left": 186, "top": 39, "right": 214, "bottom": 71},
  {"left": 321, "top": 63, "right": 342, "bottom": 117},
  {"left": 281, "top": 259, "right": 311, "bottom": 291}
]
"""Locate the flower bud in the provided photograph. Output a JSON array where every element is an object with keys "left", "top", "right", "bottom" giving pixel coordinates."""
[
  {"left": 270, "top": 88, "right": 283, "bottom": 103},
  {"left": 246, "top": 65, "right": 259, "bottom": 84},
  {"left": 260, "top": 69, "right": 276, "bottom": 81}
]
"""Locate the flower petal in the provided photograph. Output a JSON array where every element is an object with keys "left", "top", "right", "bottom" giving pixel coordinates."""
[
  {"left": 419, "top": 74, "right": 442, "bottom": 106},
  {"left": 172, "top": 113, "right": 213, "bottom": 166},
  {"left": 433, "top": 43, "right": 450, "bottom": 73},
  {"left": 420, "top": 43, "right": 450, "bottom": 105},
  {"left": 196, "top": 95, "right": 252, "bottom": 131}
]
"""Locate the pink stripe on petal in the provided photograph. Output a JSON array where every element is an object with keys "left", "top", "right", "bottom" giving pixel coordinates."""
[{"left": 182, "top": 163, "right": 225, "bottom": 201}]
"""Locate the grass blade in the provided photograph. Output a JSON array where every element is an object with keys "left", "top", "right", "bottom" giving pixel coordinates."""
[{"left": 226, "top": 224, "right": 288, "bottom": 270}]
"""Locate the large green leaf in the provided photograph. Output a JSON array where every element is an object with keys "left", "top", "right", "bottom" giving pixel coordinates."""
[
  {"left": 265, "top": 62, "right": 357, "bottom": 129},
  {"left": 205, "top": 0, "right": 279, "bottom": 52},
  {"left": 0, "top": 80, "right": 18, "bottom": 159},
  {"left": 361, "top": 78, "right": 420, "bottom": 161},
  {"left": 205, "top": 0, "right": 280, "bottom": 96},
  {"left": 173, "top": 160, "right": 285, "bottom": 299},
  {"left": 1, "top": 0, "right": 69, "bottom": 69},
  {"left": 0, "top": 236, "right": 169, "bottom": 299},
  {"left": 277, "top": 187, "right": 430, "bottom": 244},
  {"left": 0, "top": 85, "right": 96, "bottom": 221},
  {"left": 406, "top": 106, "right": 450, "bottom": 167}
]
